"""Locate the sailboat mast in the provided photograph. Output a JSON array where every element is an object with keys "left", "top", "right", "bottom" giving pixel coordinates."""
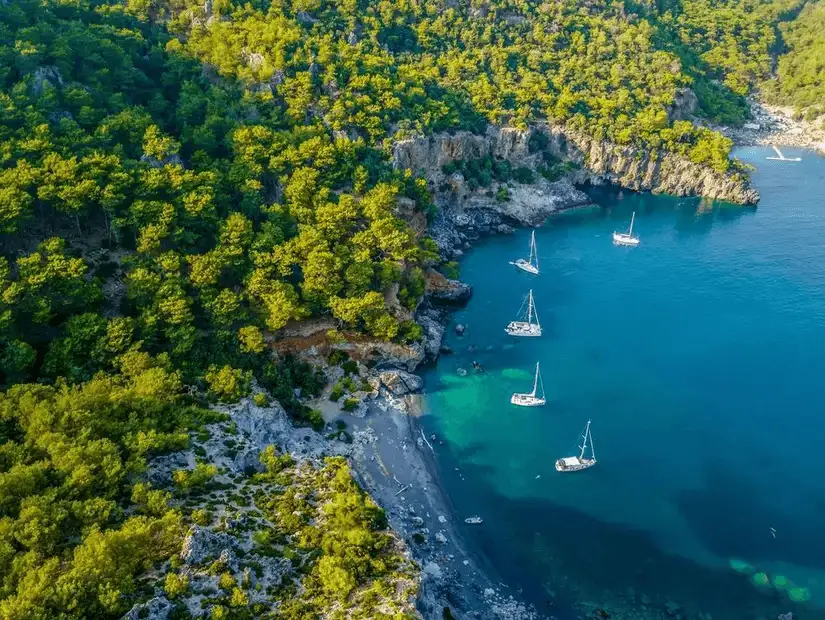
[
  {"left": 530, "top": 230, "right": 538, "bottom": 268},
  {"left": 579, "top": 420, "right": 590, "bottom": 460},
  {"left": 628, "top": 212, "right": 635, "bottom": 236},
  {"left": 537, "top": 364, "right": 545, "bottom": 399},
  {"left": 527, "top": 290, "right": 533, "bottom": 323},
  {"left": 589, "top": 423, "right": 595, "bottom": 460},
  {"left": 531, "top": 362, "right": 539, "bottom": 397}
]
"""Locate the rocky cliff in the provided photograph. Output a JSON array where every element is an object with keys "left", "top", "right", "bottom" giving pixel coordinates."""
[
  {"left": 542, "top": 126, "right": 760, "bottom": 205},
  {"left": 392, "top": 124, "right": 760, "bottom": 205}
]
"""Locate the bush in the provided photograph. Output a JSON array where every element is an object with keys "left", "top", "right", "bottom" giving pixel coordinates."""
[
  {"left": 342, "top": 398, "right": 360, "bottom": 412},
  {"left": 513, "top": 166, "right": 535, "bottom": 184}
]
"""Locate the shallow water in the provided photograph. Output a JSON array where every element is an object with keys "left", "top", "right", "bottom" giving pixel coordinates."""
[{"left": 421, "top": 147, "right": 825, "bottom": 619}]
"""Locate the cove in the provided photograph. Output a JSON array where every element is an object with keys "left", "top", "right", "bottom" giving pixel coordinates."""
[{"left": 420, "top": 146, "right": 825, "bottom": 620}]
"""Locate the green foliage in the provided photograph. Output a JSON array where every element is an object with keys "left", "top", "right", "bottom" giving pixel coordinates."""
[
  {"left": 164, "top": 572, "right": 190, "bottom": 599},
  {"left": 764, "top": 1, "right": 825, "bottom": 113},
  {"left": 0, "top": 0, "right": 806, "bottom": 615},
  {"left": 255, "top": 457, "right": 416, "bottom": 616},
  {"left": 205, "top": 365, "right": 252, "bottom": 403},
  {"left": 173, "top": 462, "right": 218, "bottom": 492}
]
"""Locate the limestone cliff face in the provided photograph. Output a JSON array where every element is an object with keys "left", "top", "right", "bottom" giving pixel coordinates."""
[
  {"left": 392, "top": 124, "right": 759, "bottom": 205},
  {"left": 392, "top": 126, "right": 534, "bottom": 185},
  {"left": 542, "top": 126, "right": 760, "bottom": 205}
]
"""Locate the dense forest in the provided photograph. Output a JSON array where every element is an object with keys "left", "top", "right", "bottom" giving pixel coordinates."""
[{"left": 0, "top": 0, "right": 823, "bottom": 617}]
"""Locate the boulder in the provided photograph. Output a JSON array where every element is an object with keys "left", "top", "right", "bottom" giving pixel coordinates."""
[
  {"left": 379, "top": 370, "right": 424, "bottom": 396},
  {"left": 454, "top": 323, "right": 466, "bottom": 335},
  {"left": 424, "top": 268, "right": 472, "bottom": 304},
  {"left": 122, "top": 597, "right": 172, "bottom": 620},
  {"left": 180, "top": 525, "right": 237, "bottom": 566},
  {"left": 416, "top": 310, "right": 445, "bottom": 361},
  {"left": 146, "top": 452, "right": 189, "bottom": 486},
  {"left": 31, "top": 66, "right": 63, "bottom": 96}
]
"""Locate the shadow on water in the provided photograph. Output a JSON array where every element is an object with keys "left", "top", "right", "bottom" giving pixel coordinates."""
[
  {"left": 677, "top": 461, "right": 825, "bottom": 571},
  {"left": 430, "top": 435, "right": 817, "bottom": 620}
]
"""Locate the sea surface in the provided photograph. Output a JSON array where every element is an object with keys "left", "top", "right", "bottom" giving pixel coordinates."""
[{"left": 420, "top": 147, "right": 825, "bottom": 620}]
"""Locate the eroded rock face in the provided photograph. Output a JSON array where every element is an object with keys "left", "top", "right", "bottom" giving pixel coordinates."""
[
  {"left": 122, "top": 596, "right": 172, "bottom": 620},
  {"left": 393, "top": 127, "right": 533, "bottom": 185},
  {"left": 544, "top": 126, "right": 759, "bottom": 204},
  {"left": 424, "top": 269, "right": 472, "bottom": 304},
  {"left": 378, "top": 370, "right": 424, "bottom": 396},
  {"left": 393, "top": 123, "right": 759, "bottom": 205},
  {"left": 181, "top": 526, "right": 237, "bottom": 566},
  {"left": 31, "top": 66, "right": 63, "bottom": 96},
  {"left": 416, "top": 308, "right": 446, "bottom": 361}
]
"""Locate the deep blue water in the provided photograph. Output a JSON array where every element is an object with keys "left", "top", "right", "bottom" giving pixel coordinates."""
[{"left": 421, "top": 147, "right": 825, "bottom": 620}]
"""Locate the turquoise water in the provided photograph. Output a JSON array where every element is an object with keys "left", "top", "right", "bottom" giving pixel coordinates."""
[{"left": 421, "top": 147, "right": 825, "bottom": 619}]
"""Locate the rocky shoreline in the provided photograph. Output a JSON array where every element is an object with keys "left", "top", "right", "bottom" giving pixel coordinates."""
[{"left": 711, "top": 98, "right": 825, "bottom": 153}]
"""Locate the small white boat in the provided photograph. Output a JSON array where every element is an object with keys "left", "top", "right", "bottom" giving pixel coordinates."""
[
  {"left": 465, "top": 516, "right": 483, "bottom": 524},
  {"left": 510, "top": 230, "right": 539, "bottom": 275},
  {"left": 511, "top": 361, "right": 546, "bottom": 406},
  {"left": 555, "top": 420, "right": 597, "bottom": 473},
  {"left": 765, "top": 145, "right": 801, "bottom": 162},
  {"left": 613, "top": 211, "right": 640, "bottom": 246},
  {"left": 505, "top": 289, "right": 542, "bottom": 337}
]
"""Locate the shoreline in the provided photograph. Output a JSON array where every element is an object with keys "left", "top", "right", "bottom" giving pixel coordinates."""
[
  {"left": 341, "top": 180, "right": 601, "bottom": 620},
  {"left": 346, "top": 397, "right": 544, "bottom": 620},
  {"left": 714, "top": 98, "right": 825, "bottom": 153}
]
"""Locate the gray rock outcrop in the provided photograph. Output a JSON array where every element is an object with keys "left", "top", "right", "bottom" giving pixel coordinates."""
[
  {"left": 31, "top": 66, "right": 63, "bottom": 96},
  {"left": 180, "top": 526, "right": 237, "bottom": 566},
  {"left": 122, "top": 596, "right": 172, "bottom": 620},
  {"left": 416, "top": 308, "right": 446, "bottom": 361},
  {"left": 393, "top": 123, "right": 759, "bottom": 205},
  {"left": 378, "top": 370, "right": 424, "bottom": 396},
  {"left": 424, "top": 269, "right": 472, "bottom": 304},
  {"left": 543, "top": 126, "right": 759, "bottom": 205}
]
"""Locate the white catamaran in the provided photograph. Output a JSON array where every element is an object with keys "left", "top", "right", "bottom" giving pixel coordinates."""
[
  {"left": 765, "top": 145, "right": 802, "bottom": 162},
  {"left": 505, "top": 289, "right": 542, "bottom": 337},
  {"left": 511, "top": 362, "right": 546, "bottom": 406},
  {"left": 555, "top": 420, "right": 597, "bottom": 473},
  {"left": 510, "top": 230, "right": 539, "bottom": 275},
  {"left": 613, "top": 211, "right": 640, "bottom": 246}
]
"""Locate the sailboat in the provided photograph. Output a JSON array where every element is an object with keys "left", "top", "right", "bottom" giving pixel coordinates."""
[
  {"left": 505, "top": 289, "right": 542, "bottom": 337},
  {"left": 765, "top": 145, "right": 801, "bottom": 162},
  {"left": 511, "top": 362, "right": 546, "bottom": 406},
  {"left": 510, "top": 230, "right": 539, "bottom": 275},
  {"left": 464, "top": 516, "right": 483, "bottom": 524},
  {"left": 555, "top": 420, "right": 597, "bottom": 472},
  {"left": 612, "top": 211, "right": 640, "bottom": 246}
]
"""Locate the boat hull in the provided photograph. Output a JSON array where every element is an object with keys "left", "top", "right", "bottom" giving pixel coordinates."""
[
  {"left": 510, "top": 394, "right": 546, "bottom": 406},
  {"left": 612, "top": 232, "right": 639, "bottom": 246},
  {"left": 512, "top": 259, "right": 539, "bottom": 275},
  {"left": 505, "top": 321, "right": 542, "bottom": 337},
  {"left": 765, "top": 157, "right": 802, "bottom": 162},
  {"left": 555, "top": 457, "right": 597, "bottom": 473}
]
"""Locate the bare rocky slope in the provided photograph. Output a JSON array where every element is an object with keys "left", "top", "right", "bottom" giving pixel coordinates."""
[{"left": 393, "top": 124, "right": 760, "bottom": 206}]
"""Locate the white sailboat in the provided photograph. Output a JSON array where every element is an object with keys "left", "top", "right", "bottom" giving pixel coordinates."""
[
  {"left": 612, "top": 211, "right": 640, "bottom": 246},
  {"left": 555, "top": 420, "right": 597, "bottom": 472},
  {"left": 505, "top": 289, "right": 542, "bottom": 337},
  {"left": 511, "top": 362, "right": 546, "bottom": 406},
  {"left": 464, "top": 516, "right": 483, "bottom": 524},
  {"left": 765, "top": 145, "right": 801, "bottom": 162},
  {"left": 510, "top": 230, "right": 539, "bottom": 275}
]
